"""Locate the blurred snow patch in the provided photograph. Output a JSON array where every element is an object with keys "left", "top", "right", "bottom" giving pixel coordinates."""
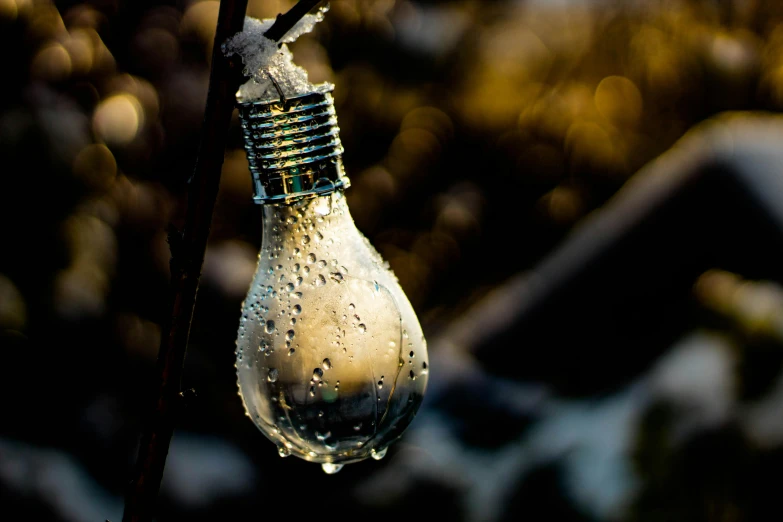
[{"left": 161, "top": 432, "right": 257, "bottom": 507}]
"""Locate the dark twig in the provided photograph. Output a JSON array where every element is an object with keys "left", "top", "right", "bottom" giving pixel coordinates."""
[
  {"left": 263, "top": 0, "right": 324, "bottom": 42},
  {"left": 121, "top": 1, "right": 324, "bottom": 521}
]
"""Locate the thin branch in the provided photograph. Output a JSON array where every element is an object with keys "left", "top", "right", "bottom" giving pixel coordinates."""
[
  {"left": 120, "top": 1, "right": 248, "bottom": 521},
  {"left": 264, "top": 0, "right": 324, "bottom": 42},
  {"left": 120, "top": 0, "right": 325, "bottom": 521}
]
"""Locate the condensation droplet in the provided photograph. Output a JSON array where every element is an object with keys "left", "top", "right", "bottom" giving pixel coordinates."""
[
  {"left": 302, "top": 235, "right": 311, "bottom": 245},
  {"left": 358, "top": 324, "right": 366, "bottom": 333},
  {"left": 267, "top": 368, "right": 278, "bottom": 382},
  {"left": 286, "top": 330, "right": 295, "bottom": 341},
  {"left": 292, "top": 304, "right": 302, "bottom": 315},
  {"left": 278, "top": 446, "right": 290, "bottom": 458},
  {"left": 371, "top": 448, "right": 388, "bottom": 460},
  {"left": 322, "top": 358, "right": 332, "bottom": 370},
  {"left": 322, "top": 463, "right": 343, "bottom": 474},
  {"left": 265, "top": 320, "right": 275, "bottom": 334},
  {"left": 312, "top": 368, "right": 323, "bottom": 382},
  {"left": 315, "top": 274, "right": 326, "bottom": 287},
  {"left": 307, "top": 253, "right": 316, "bottom": 263}
]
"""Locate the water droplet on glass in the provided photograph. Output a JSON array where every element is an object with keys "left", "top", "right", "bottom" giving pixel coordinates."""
[
  {"left": 322, "top": 463, "right": 343, "bottom": 474},
  {"left": 267, "top": 368, "right": 278, "bottom": 382},
  {"left": 348, "top": 303, "right": 355, "bottom": 312},
  {"left": 286, "top": 283, "right": 295, "bottom": 292},
  {"left": 315, "top": 275, "right": 326, "bottom": 287},
  {"left": 285, "top": 330, "right": 295, "bottom": 341},
  {"left": 312, "top": 368, "right": 323, "bottom": 382},
  {"left": 409, "top": 351, "right": 414, "bottom": 358},
  {"left": 302, "top": 235, "right": 311, "bottom": 245},
  {"left": 265, "top": 320, "right": 275, "bottom": 334},
  {"left": 371, "top": 448, "right": 387, "bottom": 460},
  {"left": 307, "top": 253, "right": 316, "bottom": 263},
  {"left": 278, "top": 446, "right": 290, "bottom": 458},
  {"left": 288, "top": 347, "right": 296, "bottom": 356},
  {"left": 358, "top": 324, "right": 367, "bottom": 333},
  {"left": 322, "top": 358, "right": 332, "bottom": 370},
  {"left": 317, "top": 259, "right": 327, "bottom": 268},
  {"left": 292, "top": 304, "right": 302, "bottom": 315},
  {"left": 330, "top": 272, "right": 344, "bottom": 283}
]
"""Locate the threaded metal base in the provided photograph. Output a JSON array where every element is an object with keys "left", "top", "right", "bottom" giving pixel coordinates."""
[{"left": 238, "top": 84, "right": 349, "bottom": 205}]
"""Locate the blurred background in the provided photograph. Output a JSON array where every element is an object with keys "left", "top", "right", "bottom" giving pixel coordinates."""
[{"left": 6, "top": 0, "right": 783, "bottom": 520}]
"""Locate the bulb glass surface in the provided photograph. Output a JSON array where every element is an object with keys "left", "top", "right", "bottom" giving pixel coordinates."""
[{"left": 236, "top": 191, "right": 429, "bottom": 465}]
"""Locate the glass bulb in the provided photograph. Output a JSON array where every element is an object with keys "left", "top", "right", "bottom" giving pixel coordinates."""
[{"left": 235, "top": 190, "right": 429, "bottom": 469}]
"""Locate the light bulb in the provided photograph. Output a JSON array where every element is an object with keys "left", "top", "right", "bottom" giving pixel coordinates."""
[{"left": 235, "top": 85, "right": 429, "bottom": 473}]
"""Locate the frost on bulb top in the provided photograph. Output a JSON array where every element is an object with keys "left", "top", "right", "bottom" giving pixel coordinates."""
[
  {"left": 223, "top": 8, "right": 328, "bottom": 102},
  {"left": 236, "top": 192, "right": 429, "bottom": 465}
]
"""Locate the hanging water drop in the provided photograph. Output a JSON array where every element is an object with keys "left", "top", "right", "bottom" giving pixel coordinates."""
[
  {"left": 322, "top": 463, "right": 343, "bottom": 474},
  {"left": 371, "top": 448, "right": 387, "bottom": 460}
]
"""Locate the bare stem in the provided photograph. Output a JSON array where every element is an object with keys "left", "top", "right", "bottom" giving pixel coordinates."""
[
  {"left": 120, "top": 1, "right": 324, "bottom": 521},
  {"left": 264, "top": 0, "right": 324, "bottom": 42}
]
